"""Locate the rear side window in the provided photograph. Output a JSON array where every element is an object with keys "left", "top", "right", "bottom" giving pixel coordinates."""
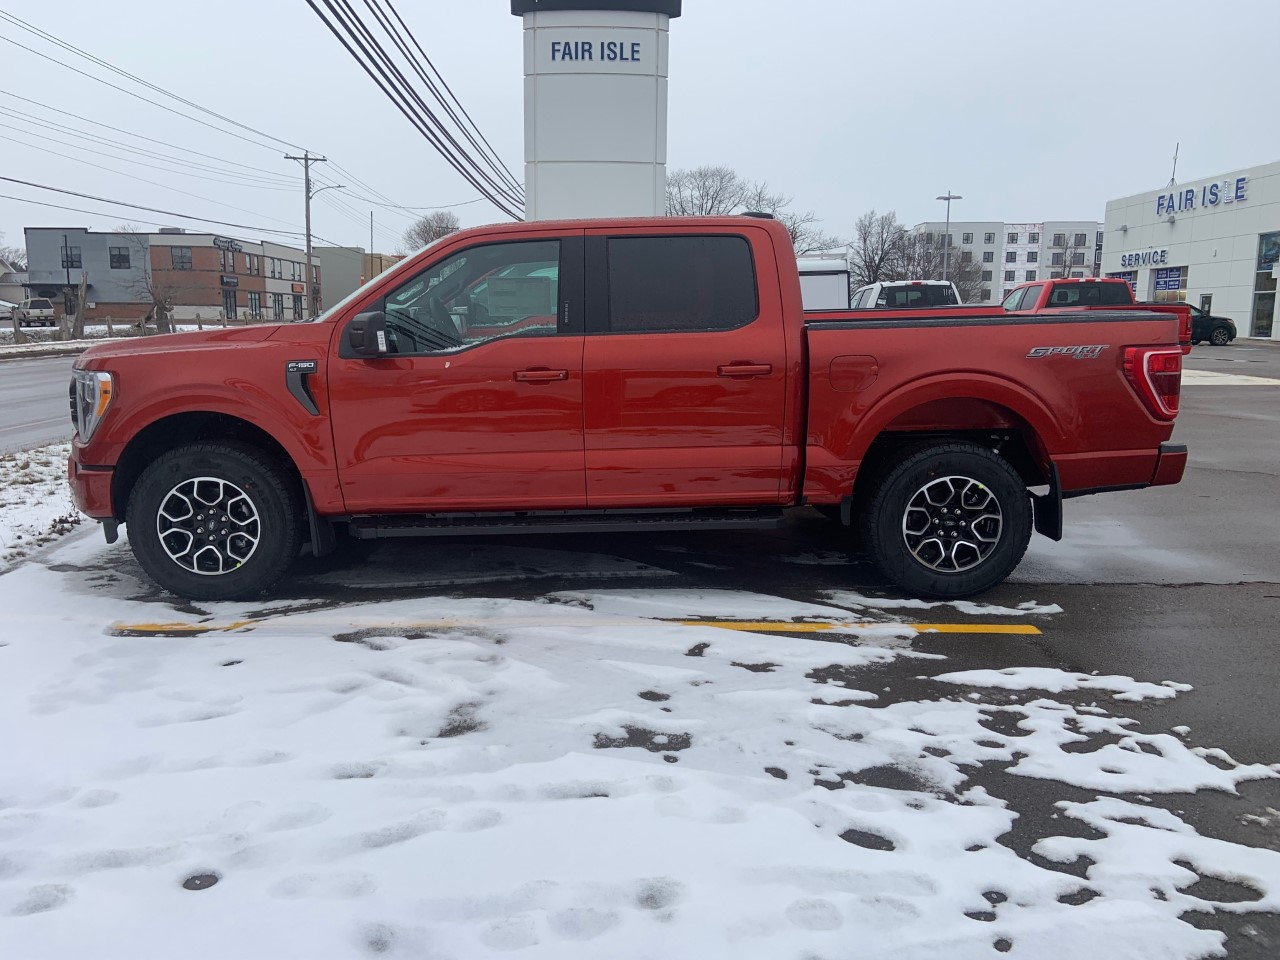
[
  {"left": 606, "top": 235, "right": 757, "bottom": 333},
  {"left": 1097, "top": 283, "right": 1133, "bottom": 305},
  {"left": 1048, "top": 282, "right": 1132, "bottom": 307},
  {"left": 851, "top": 287, "right": 870, "bottom": 309}
]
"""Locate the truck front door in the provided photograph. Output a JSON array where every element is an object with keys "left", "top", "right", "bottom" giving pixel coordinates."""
[
  {"left": 581, "top": 229, "right": 789, "bottom": 507},
  {"left": 327, "top": 234, "right": 587, "bottom": 513}
]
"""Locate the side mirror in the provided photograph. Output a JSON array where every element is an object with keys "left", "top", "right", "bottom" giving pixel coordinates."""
[{"left": 346, "top": 310, "right": 388, "bottom": 357}]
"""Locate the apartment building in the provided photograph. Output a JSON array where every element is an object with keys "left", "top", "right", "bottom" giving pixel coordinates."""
[
  {"left": 22, "top": 227, "right": 320, "bottom": 321},
  {"left": 912, "top": 219, "right": 1104, "bottom": 302}
]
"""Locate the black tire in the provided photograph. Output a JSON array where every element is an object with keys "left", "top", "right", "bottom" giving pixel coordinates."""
[
  {"left": 1210, "top": 326, "right": 1232, "bottom": 346},
  {"left": 859, "top": 441, "right": 1032, "bottom": 599},
  {"left": 126, "top": 442, "right": 302, "bottom": 600},
  {"left": 1190, "top": 339, "right": 1201, "bottom": 346}
]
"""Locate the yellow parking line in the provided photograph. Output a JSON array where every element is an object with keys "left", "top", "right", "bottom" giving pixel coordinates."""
[
  {"left": 109, "top": 617, "right": 1041, "bottom": 638},
  {"left": 673, "top": 620, "right": 1040, "bottom": 635}
]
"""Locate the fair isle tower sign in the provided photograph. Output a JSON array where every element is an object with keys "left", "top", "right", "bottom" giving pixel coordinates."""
[{"left": 512, "top": 0, "right": 681, "bottom": 220}]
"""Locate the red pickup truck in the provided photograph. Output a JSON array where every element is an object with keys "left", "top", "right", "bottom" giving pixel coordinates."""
[
  {"left": 68, "top": 215, "right": 1187, "bottom": 601},
  {"left": 1003, "top": 276, "right": 1194, "bottom": 346}
]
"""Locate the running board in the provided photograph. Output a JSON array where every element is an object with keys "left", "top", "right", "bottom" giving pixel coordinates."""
[{"left": 346, "top": 507, "right": 786, "bottom": 539}]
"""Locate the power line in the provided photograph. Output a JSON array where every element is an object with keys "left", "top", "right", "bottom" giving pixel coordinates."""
[
  {"left": 305, "top": 0, "right": 523, "bottom": 220},
  {"left": 2, "top": 130, "right": 304, "bottom": 226},
  {"left": 0, "top": 175, "right": 316, "bottom": 237},
  {"left": 0, "top": 90, "right": 299, "bottom": 182},
  {"left": 384, "top": 0, "right": 522, "bottom": 194},
  {"left": 0, "top": 10, "right": 303, "bottom": 151},
  {"left": 364, "top": 0, "right": 523, "bottom": 196},
  {"left": 0, "top": 114, "right": 296, "bottom": 191}
]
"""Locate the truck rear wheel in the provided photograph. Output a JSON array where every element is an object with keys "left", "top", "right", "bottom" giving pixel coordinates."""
[
  {"left": 859, "top": 442, "right": 1032, "bottom": 599},
  {"left": 125, "top": 442, "right": 302, "bottom": 600}
]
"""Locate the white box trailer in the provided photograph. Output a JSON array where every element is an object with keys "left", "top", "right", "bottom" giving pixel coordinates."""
[{"left": 797, "top": 256, "right": 850, "bottom": 310}]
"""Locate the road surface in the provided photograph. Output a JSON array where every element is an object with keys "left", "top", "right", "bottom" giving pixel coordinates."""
[{"left": 0, "top": 355, "right": 75, "bottom": 453}]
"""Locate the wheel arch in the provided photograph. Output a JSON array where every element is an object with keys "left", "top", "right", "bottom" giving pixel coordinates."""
[{"left": 111, "top": 411, "right": 302, "bottom": 524}]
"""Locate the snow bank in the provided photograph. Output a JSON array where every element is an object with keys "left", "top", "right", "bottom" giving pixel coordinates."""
[{"left": 0, "top": 443, "right": 80, "bottom": 569}]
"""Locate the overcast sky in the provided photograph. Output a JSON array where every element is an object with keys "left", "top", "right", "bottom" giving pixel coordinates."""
[{"left": 3, "top": 0, "right": 1278, "bottom": 256}]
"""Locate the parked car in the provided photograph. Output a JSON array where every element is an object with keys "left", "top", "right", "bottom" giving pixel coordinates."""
[
  {"left": 1182, "top": 304, "right": 1236, "bottom": 346},
  {"left": 68, "top": 215, "right": 1187, "bottom": 602},
  {"left": 850, "top": 280, "right": 961, "bottom": 309},
  {"left": 12, "top": 297, "right": 56, "bottom": 327}
]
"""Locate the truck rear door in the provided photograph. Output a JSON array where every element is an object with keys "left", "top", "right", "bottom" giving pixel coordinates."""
[{"left": 581, "top": 227, "right": 790, "bottom": 506}]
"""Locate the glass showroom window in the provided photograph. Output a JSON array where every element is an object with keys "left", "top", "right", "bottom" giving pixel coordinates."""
[{"left": 1252, "top": 231, "right": 1279, "bottom": 337}]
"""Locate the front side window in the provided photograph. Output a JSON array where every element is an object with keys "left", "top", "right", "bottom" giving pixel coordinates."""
[
  {"left": 1002, "top": 288, "right": 1027, "bottom": 311},
  {"left": 109, "top": 246, "right": 130, "bottom": 269},
  {"left": 380, "top": 240, "right": 560, "bottom": 355},
  {"left": 171, "top": 246, "right": 192, "bottom": 270},
  {"left": 606, "top": 235, "right": 756, "bottom": 333}
]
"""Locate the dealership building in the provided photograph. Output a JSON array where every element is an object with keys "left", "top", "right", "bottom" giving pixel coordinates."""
[{"left": 1102, "top": 160, "right": 1280, "bottom": 340}]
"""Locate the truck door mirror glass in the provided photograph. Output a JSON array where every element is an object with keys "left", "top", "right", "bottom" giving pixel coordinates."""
[{"left": 346, "top": 310, "right": 389, "bottom": 357}]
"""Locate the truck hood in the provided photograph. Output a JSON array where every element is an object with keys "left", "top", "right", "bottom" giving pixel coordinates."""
[{"left": 75, "top": 326, "right": 282, "bottom": 366}]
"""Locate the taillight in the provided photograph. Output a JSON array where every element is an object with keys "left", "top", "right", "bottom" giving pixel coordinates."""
[{"left": 1123, "top": 347, "right": 1182, "bottom": 420}]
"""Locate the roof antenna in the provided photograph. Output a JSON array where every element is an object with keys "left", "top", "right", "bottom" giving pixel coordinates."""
[{"left": 1168, "top": 142, "right": 1179, "bottom": 187}]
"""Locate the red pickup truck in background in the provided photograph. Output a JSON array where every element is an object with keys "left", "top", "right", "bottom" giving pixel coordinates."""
[
  {"left": 1003, "top": 276, "right": 1194, "bottom": 348},
  {"left": 68, "top": 216, "right": 1188, "bottom": 601}
]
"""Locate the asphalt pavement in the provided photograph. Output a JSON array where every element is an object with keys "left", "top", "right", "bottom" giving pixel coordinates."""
[{"left": 0, "top": 355, "right": 75, "bottom": 453}]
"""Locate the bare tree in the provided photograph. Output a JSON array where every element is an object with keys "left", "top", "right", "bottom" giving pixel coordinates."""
[
  {"left": 118, "top": 225, "right": 185, "bottom": 334},
  {"left": 849, "top": 210, "right": 907, "bottom": 288},
  {"left": 666, "top": 165, "right": 747, "bottom": 216},
  {"left": 666, "top": 166, "right": 841, "bottom": 253},
  {"left": 0, "top": 232, "right": 25, "bottom": 271},
  {"left": 402, "top": 211, "right": 461, "bottom": 251},
  {"left": 890, "top": 233, "right": 987, "bottom": 303}
]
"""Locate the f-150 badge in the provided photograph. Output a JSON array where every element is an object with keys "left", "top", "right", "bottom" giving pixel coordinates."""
[{"left": 1027, "top": 345, "right": 1106, "bottom": 359}]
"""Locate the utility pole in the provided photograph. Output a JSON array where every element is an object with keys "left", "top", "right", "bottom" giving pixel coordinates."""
[
  {"left": 284, "top": 150, "right": 342, "bottom": 318},
  {"left": 936, "top": 192, "right": 962, "bottom": 282}
]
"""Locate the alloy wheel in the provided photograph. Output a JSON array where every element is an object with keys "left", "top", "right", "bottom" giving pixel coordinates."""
[
  {"left": 901, "top": 475, "right": 1003, "bottom": 572},
  {"left": 156, "top": 477, "right": 261, "bottom": 575}
]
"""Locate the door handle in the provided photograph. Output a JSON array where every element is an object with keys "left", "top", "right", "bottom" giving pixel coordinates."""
[
  {"left": 717, "top": 362, "right": 773, "bottom": 378},
  {"left": 514, "top": 367, "right": 569, "bottom": 383}
]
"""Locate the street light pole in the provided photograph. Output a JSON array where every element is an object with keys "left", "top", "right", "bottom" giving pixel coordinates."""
[{"left": 936, "top": 192, "right": 962, "bottom": 282}]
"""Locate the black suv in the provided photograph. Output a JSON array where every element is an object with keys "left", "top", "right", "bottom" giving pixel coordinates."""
[{"left": 1183, "top": 304, "right": 1237, "bottom": 346}]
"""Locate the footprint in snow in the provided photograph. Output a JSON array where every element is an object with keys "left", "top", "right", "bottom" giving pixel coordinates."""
[
  {"left": 550, "top": 906, "right": 620, "bottom": 941},
  {"left": 480, "top": 915, "right": 539, "bottom": 950},
  {"left": 11, "top": 884, "right": 74, "bottom": 915},
  {"left": 785, "top": 897, "right": 844, "bottom": 931}
]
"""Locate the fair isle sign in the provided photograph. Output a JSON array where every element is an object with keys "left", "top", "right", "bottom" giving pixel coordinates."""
[{"left": 1156, "top": 177, "right": 1248, "bottom": 216}]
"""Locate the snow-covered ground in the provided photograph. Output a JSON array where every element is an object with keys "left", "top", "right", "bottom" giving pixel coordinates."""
[
  {"left": 1, "top": 531, "right": 1277, "bottom": 959},
  {"left": 0, "top": 443, "right": 80, "bottom": 569}
]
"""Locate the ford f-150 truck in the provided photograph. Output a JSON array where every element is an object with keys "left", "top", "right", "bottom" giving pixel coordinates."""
[{"left": 68, "top": 215, "right": 1188, "bottom": 601}]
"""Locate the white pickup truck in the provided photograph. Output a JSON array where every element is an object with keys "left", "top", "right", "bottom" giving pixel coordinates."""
[{"left": 11, "top": 297, "right": 56, "bottom": 327}]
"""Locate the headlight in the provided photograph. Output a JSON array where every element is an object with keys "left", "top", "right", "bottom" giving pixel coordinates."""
[{"left": 70, "top": 370, "right": 114, "bottom": 441}]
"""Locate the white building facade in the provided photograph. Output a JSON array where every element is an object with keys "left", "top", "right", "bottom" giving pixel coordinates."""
[
  {"left": 913, "top": 220, "right": 1104, "bottom": 303},
  {"left": 1102, "top": 160, "right": 1280, "bottom": 340}
]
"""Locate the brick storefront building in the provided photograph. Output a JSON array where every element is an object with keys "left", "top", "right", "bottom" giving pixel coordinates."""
[{"left": 22, "top": 227, "right": 320, "bottom": 322}]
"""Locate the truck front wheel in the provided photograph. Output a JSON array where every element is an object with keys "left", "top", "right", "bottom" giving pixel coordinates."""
[
  {"left": 125, "top": 442, "right": 302, "bottom": 600},
  {"left": 860, "top": 442, "right": 1032, "bottom": 599}
]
